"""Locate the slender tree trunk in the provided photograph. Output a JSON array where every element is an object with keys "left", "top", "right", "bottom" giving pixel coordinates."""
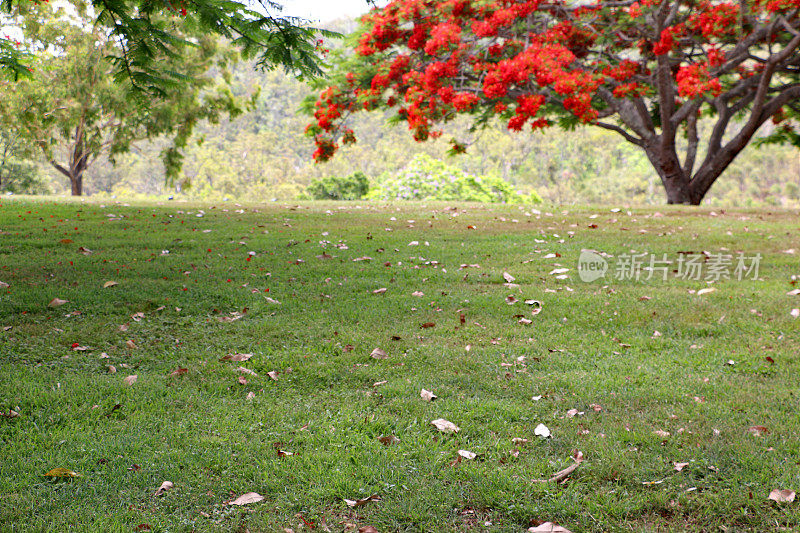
[{"left": 70, "top": 172, "right": 83, "bottom": 196}]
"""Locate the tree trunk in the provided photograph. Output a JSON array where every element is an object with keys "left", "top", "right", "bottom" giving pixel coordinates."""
[
  {"left": 662, "top": 172, "right": 695, "bottom": 204},
  {"left": 646, "top": 145, "right": 697, "bottom": 204},
  {"left": 70, "top": 172, "right": 83, "bottom": 196}
]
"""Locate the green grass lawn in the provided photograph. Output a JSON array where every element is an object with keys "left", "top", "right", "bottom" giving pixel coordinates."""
[{"left": 1, "top": 198, "right": 799, "bottom": 532}]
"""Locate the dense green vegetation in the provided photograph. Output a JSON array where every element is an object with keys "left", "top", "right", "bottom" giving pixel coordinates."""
[
  {"left": 2, "top": 198, "right": 799, "bottom": 531},
  {"left": 5, "top": 55, "right": 796, "bottom": 206}
]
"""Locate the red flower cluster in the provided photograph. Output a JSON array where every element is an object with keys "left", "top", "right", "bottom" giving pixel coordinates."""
[{"left": 308, "top": 0, "right": 800, "bottom": 162}]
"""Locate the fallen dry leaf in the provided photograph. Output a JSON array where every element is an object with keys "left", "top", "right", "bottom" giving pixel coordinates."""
[
  {"left": 49, "top": 298, "right": 68, "bottom": 308},
  {"left": 169, "top": 368, "right": 188, "bottom": 377},
  {"left": 697, "top": 287, "right": 716, "bottom": 296},
  {"left": 412, "top": 291, "right": 424, "bottom": 297},
  {"left": 126, "top": 340, "right": 137, "bottom": 350},
  {"left": 108, "top": 365, "right": 117, "bottom": 374},
  {"left": 431, "top": 418, "right": 460, "bottom": 433},
  {"left": 1, "top": 409, "right": 19, "bottom": 418},
  {"left": 528, "top": 523, "right": 573, "bottom": 533},
  {"left": 229, "top": 492, "right": 264, "bottom": 506},
  {"left": 377, "top": 435, "right": 400, "bottom": 446},
  {"left": 457, "top": 449, "right": 477, "bottom": 460},
  {"left": 370, "top": 348, "right": 388, "bottom": 360},
  {"left": 791, "top": 308, "right": 800, "bottom": 318},
  {"left": 503, "top": 272, "right": 516, "bottom": 283},
  {"left": 673, "top": 462, "right": 690, "bottom": 472},
  {"left": 358, "top": 526, "right": 379, "bottom": 533},
  {"left": 154, "top": 481, "right": 174, "bottom": 497},
  {"left": 534, "top": 423, "right": 551, "bottom": 438},
  {"left": 123, "top": 375, "right": 138, "bottom": 386},
  {"left": 768, "top": 489, "right": 796, "bottom": 503},
  {"left": 246, "top": 391, "right": 256, "bottom": 400},
  {"left": 344, "top": 494, "right": 381, "bottom": 507},
  {"left": 372, "top": 288, "right": 387, "bottom": 294},
  {"left": 653, "top": 430, "right": 670, "bottom": 439},
  {"left": 0, "top": 281, "right": 9, "bottom": 289},
  {"left": 267, "top": 370, "right": 279, "bottom": 381},
  {"left": 748, "top": 425, "right": 769, "bottom": 436},
  {"left": 420, "top": 389, "right": 437, "bottom": 402},
  {"left": 420, "top": 322, "right": 436, "bottom": 329},
  {"left": 237, "top": 366, "right": 257, "bottom": 376},
  {"left": 237, "top": 376, "right": 248, "bottom": 385},
  {"left": 44, "top": 467, "right": 82, "bottom": 478},
  {"left": 103, "top": 281, "right": 118, "bottom": 288},
  {"left": 221, "top": 353, "right": 253, "bottom": 362},
  {"left": 533, "top": 451, "right": 584, "bottom": 483}
]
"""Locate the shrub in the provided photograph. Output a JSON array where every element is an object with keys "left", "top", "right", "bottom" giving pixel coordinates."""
[
  {"left": 307, "top": 172, "right": 369, "bottom": 200},
  {"left": 369, "top": 154, "right": 538, "bottom": 203}
]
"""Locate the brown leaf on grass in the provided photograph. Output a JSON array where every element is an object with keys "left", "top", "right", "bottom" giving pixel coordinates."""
[
  {"left": 49, "top": 298, "right": 68, "bottom": 308},
  {"left": 377, "top": 435, "right": 400, "bottom": 446},
  {"left": 221, "top": 353, "right": 253, "bottom": 362},
  {"left": 358, "top": 526, "right": 380, "bottom": 533},
  {"left": 0, "top": 281, "right": 9, "bottom": 289},
  {"left": 108, "top": 365, "right": 117, "bottom": 374},
  {"left": 533, "top": 451, "right": 584, "bottom": 483},
  {"left": 459, "top": 314, "right": 466, "bottom": 325},
  {"left": 237, "top": 367, "right": 257, "bottom": 376},
  {"left": 276, "top": 449, "right": 293, "bottom": 458},
  {"left": 44, "top": 467, "right": 82, "bottom": 478},
  {"left": 229, "top": 492, "right": 264, "bottom": 506},
  {"left": 246, "top": 391, "right": 256, "bottom": 400},
  {"left": 697, "top": 287, "right": 716, "bottom": 296},
  {"left": 420, "top": 389, "right": 437, "bottom": 402},
  {"left": 372, "top": 288, "right": 387, "bottom": 294},
  {"left": 237, "top": 376, "right": 248, "bottom": 385},
  {"left": 78, "top": 246, "right": 93, "bottom": 255},
  {"left": 519, "top": 318, "right": 532, "bottom": 325},
  {"left": 123, "top": 375, "right": 137, "bottom": 386},
  {"left": 344, "top": 494, "right": 381, "bottom": 508},
  {"left": 169, "top": 368, "right": 188, "bottom": 377},
  {"left": 673, "top": 462, "right": 689, "bottom": 472},
  {"left": 370, "top": 348, "right": 388, "bottom": 360},
  {"left": 431, "top": 418, "right": 460, "bottom": 433},
  {"left": 503, "top": 272, "right": 516, "bottom": 283},
  {"left": 59, "top": 238, "right": 73, "bottom": 244},
  {"left": 103, "top": 281, "right": 118, "bottom": 288},
  {"left": 154, "top": 481, "right": 174, "bottom": 497},
  {"left": 506, "top": 295, "right": 518, "bottom": 305},
  {"left": 748, "top": 425, "right": 769, "bottom": 436},
  {"left": 457, "top": 450, "right": 477, "bottom": 460},
  {"left": 412, "top": 291, "right": 424, "bottom": 297},
  {"left": 134, "top": 525, "right": 151, "bottom": 532},
  {"left": 768, "top": 489, "right": 796, "bottom": 503},
  {"left": 1, "top": 409, "right": 19, "bottom": 418},
  {"left": 420, "top": 322, "right": 435, "bottom": 329},
  {"left": 528, "top": 523, "right": 573, "bottom": 533},
  {"left": 131, "top": 312, "right": 145, "bottom": 321},
  {"left": 267, "top": 370, "right": 279, "bottom": 381},
  {"left": 653, "top": 430, "right": 670, "bottom": 439}
]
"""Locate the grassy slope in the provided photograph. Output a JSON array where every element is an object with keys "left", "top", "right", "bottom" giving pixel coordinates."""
[{"left": 0, "top": 198, "right": 799, "bottom": 532}]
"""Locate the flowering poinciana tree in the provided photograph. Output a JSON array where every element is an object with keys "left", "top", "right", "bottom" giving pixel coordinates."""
[{"left": 307, "top": 0, "right": 800, "bottom": 205}]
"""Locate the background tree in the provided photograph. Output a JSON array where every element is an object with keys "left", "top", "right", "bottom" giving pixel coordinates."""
[
  {"left": 1, "top": 0, "right": 333, "bottom": 92},
  {"left": 307, "top": 0, "right": 800, "bottom": 205},
  {"left": 0, "top": 1, "right": 249, "bottom": 195},
  {"left": 0, "top": 113, "right": 44, "bottom": 194}
]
